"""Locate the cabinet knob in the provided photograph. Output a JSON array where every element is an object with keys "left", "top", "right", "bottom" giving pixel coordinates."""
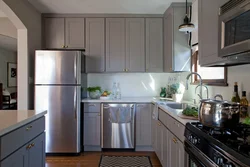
[
  {"left": 62, "top": 45, "right": 65, "bottom": 48},
  {"left": 31, "top": 143, "right": 35, "bottom": 147},
  {"left": 123, "top": 69, "right": 126, "bottom": 72},
  {"left": 66, "top": 46, "right": 69, "bottom": 48},
  {"left": 26, "top": 125, "right": 32, "bottom": 131},
  {"left": 26, "top": 144, "right": 32, "bottom": 150}
]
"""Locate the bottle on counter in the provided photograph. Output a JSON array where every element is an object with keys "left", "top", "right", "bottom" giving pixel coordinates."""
[
  {"left": 116, "top": 82, "right": 121, "bottom": 100},
  {"left": 112, "top": 82, "right": 117, "bottom": 99},
  {"left": 231, "top": 82, "right": 240, "bottom": 103},
  {"left": 240, "top": 91, "right": 249, "bottom": 118}
]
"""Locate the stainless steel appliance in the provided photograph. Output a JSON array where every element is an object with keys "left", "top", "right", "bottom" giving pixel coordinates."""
[
  {"left": 218, "top": 0, "right": 250, "bottom": 65},
  {"left": 185, "top": 122, "right": 250, "bottom": 167},
  {"left": 35, "top": 50, "right": 87, "bottom": 154},
  {"left": 101, "top": 103, "right": 135, "bottom": 149},
  {"left": 199, "top": 99, "right": 240, "bottom": 128}
]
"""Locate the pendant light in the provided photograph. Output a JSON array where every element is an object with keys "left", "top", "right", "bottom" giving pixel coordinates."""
[{"left": 179, "top": 0, "right": 195, "bottom": 32}]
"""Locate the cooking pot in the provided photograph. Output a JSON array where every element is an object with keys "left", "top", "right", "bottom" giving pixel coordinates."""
[{"left": 199, "top": 99, "right": 240, "bottom": 128}]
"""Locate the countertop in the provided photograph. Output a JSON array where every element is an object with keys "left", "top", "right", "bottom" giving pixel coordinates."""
[
  {"left": 0, "top": 110, "right": 47, "bottom": 137},
  {"left": 82, "top": 97, "right": 172, "bottom": 103},
  {"left": 82, "top": 96, "right": 197, "bottom": 126}
]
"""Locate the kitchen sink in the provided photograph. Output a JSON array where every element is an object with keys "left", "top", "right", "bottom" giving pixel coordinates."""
[{"left": 166, "top": 103, "right": 189, "bottom": 110}]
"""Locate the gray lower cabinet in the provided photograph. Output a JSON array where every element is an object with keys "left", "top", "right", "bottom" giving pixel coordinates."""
[
  {"left": 151, "top": 106, "right": 157, "bottom": 151},
  {"left": 65, "top": 18, "right": 85, "bottom": 49},
  {"left": 106, "top": 18, "right": 126, "bottom": 72},
  {"left": 125, "top": 18, "right": 145, "bottom": 72},
  {"left": 146, "top": 18, "right": 163, "bottom": 72},
  {"left": 0, "top": 118, "right": 45, "bottom": 167},
  {"left": 136, "top": 104, "right": 151, "bottom": 147},
  {"left": 83, "top": 103, "right": 101, "bottom": 151},
  {"left": 44, "top": 18, "right": 65, "bottom": 49},
  {"left": 85, "top": 18, "right": 105, "bottom": 73}
]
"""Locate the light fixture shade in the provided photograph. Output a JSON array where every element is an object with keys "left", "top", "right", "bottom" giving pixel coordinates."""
[{"left": 179, "top": 23, "right": 195, "bottom": 32}]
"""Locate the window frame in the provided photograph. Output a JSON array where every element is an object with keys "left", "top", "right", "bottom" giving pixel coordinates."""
[{"left": 191, "top": 51, "right": 228, "bottom": 86}]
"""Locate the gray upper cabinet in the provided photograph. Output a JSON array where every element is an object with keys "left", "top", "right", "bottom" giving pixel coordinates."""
[
  {"left": 86, "top": 18, "right": 105, "bottom": 73},
  {"left": 136, "top": 104, "right": 151, "bottom": 146},
  {"left": 198, "top": 0, "right": 227, "bottom": 66},
  {"left": 65, "top": 18, "right": 85, "bottom": 49},
  {"left": 84, "top": 112, "right": 101, "bottom": 146},
  {"left": 146, "top": 18, "right": 163, "bottom": 72},
  {"left": 163, "top": 4, "right": 191, "bottom": 72},
  {"left": 126, "top": 18, "right": 145, "bottom": 72},
  {"left": 44, "top": 18, "right": 65, "bottom": 49},
  {"left": 106, "top": 18, "right": 126, "bottom": 72}
]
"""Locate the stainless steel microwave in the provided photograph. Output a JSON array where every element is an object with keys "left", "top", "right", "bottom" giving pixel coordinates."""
[{"left": 219, "top": 0, "right": 250, "bottom": 61}]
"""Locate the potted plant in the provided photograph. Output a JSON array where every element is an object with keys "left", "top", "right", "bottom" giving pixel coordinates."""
[
  {"left": 87, "top": 86, "right": 102, "bottom": 99},
  {"left": 170, "top": 83, "right": 185, "bottom": 102}
]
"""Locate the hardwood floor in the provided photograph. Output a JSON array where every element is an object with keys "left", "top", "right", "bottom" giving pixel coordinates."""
[{"left": 46, "top": 152, "right": 162, "bottom": 167}]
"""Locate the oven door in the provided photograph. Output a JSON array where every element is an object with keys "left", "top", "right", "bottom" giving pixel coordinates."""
[
  {"left": 184, "top": 141, "right": 219, "bottom": 167},
  {"left": 219, "top": 1, "right": 250, "bottom": 57}
]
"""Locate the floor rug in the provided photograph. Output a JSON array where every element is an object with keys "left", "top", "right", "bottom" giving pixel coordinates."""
[{"left": 99, "top": 155, "right": 152, "bottom": 167}]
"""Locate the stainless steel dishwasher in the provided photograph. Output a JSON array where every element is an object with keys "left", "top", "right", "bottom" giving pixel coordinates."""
[{"left": 101, "top": 103, "right": 135, "bottom": 149}]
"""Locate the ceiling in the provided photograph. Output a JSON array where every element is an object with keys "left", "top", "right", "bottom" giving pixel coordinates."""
[
  {"left": 27, "top": 0, "right": 189, "bottom": 14},
  {"left": 0, "top": 35, "right": 17, "bottom": 51}
]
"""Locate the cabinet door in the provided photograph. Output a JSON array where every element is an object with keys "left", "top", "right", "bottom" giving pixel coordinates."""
[
  {"left": 164, "top": 10, "right": 173, "bottom": 72},
  {"left": 106, "top": 18, "right": 126, "bottom": 72},
  {"left": 86, "top": 18, "right": 105, "bottom": 73},
  {"left": 151, "top": 105, "right": 157, "bottom": 150},
  {"left": 177, "top": 140, "right": 186, "bottom": 167},
  {"left": 28, "top": 133, "right": 45, "bottom": 167},
  {"left": 125, "top": 18, "right": 145, "bottom": 72},
  {"left": 162, "top": 126, "right": 169, "bottom": 167},
  {"left": 84, "top": 113, "right": 101, "bottom": 146},
  {"left": 44, "top": 18, "right": 65, "bottom": 49},
  {"left": 65, "top": 18, "right": 85, "bottom": 49},
  {"left": 168, "top": 132, "right": 178, "bottom": 167},
  {"left": 146, "top": 18, "right": 163, "bottom": 72},
  {"left": 136, "top": 104, "right": 151, "bottom": 146},
  {"left": 0, "top": 145, "right": 28, "bottom": 167},
  {"left": 156, "top": 121, "right": 163, "bottom": 164},
  {"left": 198, "top": 0, "right": 225, "bottom": 66}
]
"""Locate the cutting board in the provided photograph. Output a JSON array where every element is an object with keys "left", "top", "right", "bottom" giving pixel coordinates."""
[{"left": 178, "top": 113, "right": 198, "bottom": 120}]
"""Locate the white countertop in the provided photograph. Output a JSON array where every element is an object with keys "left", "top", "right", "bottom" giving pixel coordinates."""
[
  {"left": 0, "top": 110, "right": 47, "bottom": 137},
  {"left": 82, "top": 97, "right": 163, "bottom": 103}
]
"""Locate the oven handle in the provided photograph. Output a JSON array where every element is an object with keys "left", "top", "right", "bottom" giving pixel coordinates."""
[{"left": 184, "top": 141, "right": 219, "bottom": 167}]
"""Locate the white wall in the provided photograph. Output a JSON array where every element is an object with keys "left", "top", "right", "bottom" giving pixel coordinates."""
[
  {"left": 0, "top": 18, "right": 17, "bottom": 38},
  {"left": 181, "top": 64, "right": 250, "bottom": 102},
  {"left": 0, "top": 47, "right": 17, "bottom": 93},
  {"left": 1, "top": 0, "right": 42, "bottom": 109},
  {"left": 88, "top": 73, "right": 176, "bottom": 97}
]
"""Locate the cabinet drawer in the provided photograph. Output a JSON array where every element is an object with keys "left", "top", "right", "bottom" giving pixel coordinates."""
[
  {"left": 158, "top": 109, "right": 170, "bottom": 128},
  {"left": 170, "top": 118, "right": 185, "bottom": 142},
  {"left": 0, "top": 117, "right": 45, "bottom": 160},
  {"left": 84, "top": 103, "right": 100, "bottom": 113}
]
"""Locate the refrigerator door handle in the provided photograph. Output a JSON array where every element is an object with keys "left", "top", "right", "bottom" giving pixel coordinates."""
[
  {"left": 74, "top": 87, "right": 77, "bottom": 119},
  {"left": 74, "top": 54, "right": 77, "bottom": 84}
]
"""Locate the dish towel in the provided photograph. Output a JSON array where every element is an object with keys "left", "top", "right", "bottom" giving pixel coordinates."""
[{"left": 152, "top": 102, "right": 165, "bottom": 120}]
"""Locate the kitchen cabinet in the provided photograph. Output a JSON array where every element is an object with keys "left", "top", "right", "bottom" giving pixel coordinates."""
[
  {"left": 146, "top": 18, "right": 163, "bottom": 72},
  {"left": 126, "top": 18, "right": 145, "bottom": 72},
  {"left": 156, "top": 121, "right": 164, "bottom": 164},
  {"left": 0, "top": 117, "right": 45, "bottom": 167},
  {"left": 198, "top": 0, "right": 228, "bottom": 66},
  {"left": 106, "top": 18, "right": 126, "bottom": 72},
  {"left": 44, "top": 17, "right": 85, "bottom": 49},
  {"left": 84, "top": 112, "right": 101, "bottom": 146},
  {"left": 151, "top": 105, "right": 157, "bottom": 151},
  {"left": 191, "top": 0, "right": 199, "bottom": 46},
  {"left": 136, "top": 104, "right": 152, "bottom": 147},
  {"left": 85, "top": 18, "right": 105, "bottom": 73},
  {"left": 44, "top": 18, "right": 65, "bottom": 49},
  {"left": 65, "top": 18, "right": 85, "bottom": 49},
  {"left": 163, "top": 4, "right": 191, "bottom": 72},
  {"left": 1, "top": 133, "right": 45, "bottom": 167}
]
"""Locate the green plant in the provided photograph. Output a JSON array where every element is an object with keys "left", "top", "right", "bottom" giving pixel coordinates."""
[
  {"left": 87, "top": 86, "right": 102, "bottom": 93},
  {"left": 170, "top": 83, "right": 185, "bottom": 94}
]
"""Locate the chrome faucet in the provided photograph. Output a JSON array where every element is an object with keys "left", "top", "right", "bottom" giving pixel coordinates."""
[
  {"left": 214, "top": 94, "right": 223, "bottom": 100},
  {"left": 186, "top": 72, "right": 203, "bottom": 99},
  {"left": 195, "top": 85, "right": 209, "bottom": 99}
]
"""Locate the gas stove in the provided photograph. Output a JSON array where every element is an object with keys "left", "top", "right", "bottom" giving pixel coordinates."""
[{"left": 184, "top": 122, "right": 250, "bottom": 167}]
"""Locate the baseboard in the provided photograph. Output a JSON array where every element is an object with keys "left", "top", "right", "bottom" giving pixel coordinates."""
[
  {"left": 84, "top": 146, "right": 102, "bottom": 151},
  {"left": 135, "top": 146, "right": 154, "bottom": 151}
]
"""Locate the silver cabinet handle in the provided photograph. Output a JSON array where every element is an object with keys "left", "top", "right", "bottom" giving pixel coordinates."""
[{"left": 103, "top": 105, "right": 110, "bottom": 109}]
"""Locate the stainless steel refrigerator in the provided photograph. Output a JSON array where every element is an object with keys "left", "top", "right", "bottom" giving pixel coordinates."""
[{"left": 34, "top": 50, "right": 86, "bottom": 154}]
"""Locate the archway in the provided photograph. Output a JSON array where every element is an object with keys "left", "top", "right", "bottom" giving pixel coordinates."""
[{"left": 0, "top": 0, "right": 28, "bottom": 110}]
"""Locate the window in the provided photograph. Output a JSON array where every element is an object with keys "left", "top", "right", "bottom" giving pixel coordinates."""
[{"left": 192, "top": 50, "right": 228, "bottom": 86}]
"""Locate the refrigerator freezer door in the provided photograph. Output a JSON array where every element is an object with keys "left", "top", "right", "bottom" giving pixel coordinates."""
[
  {"left": 35, "top": 50, "right": 81, "bottom": 85},
  {"left": 35, "top": 85, "right": 81, "bottom": 153}
]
